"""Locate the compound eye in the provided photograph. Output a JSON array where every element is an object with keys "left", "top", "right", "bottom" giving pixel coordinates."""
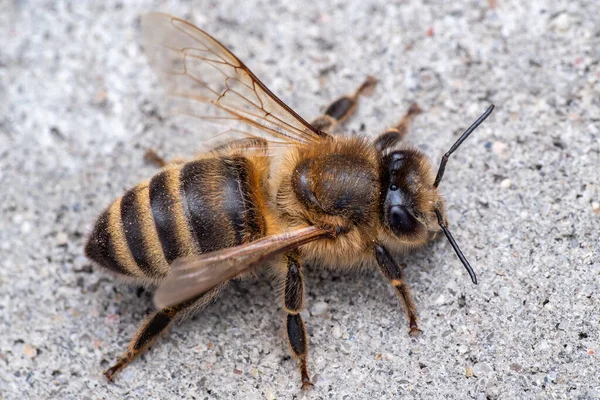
[{"left": 388, "top": 205, "right": 418, "bottom": 234}]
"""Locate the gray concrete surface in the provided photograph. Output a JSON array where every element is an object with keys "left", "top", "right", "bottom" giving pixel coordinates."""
[{"left": 1, "top": 0, "right": 599, "bottom": 399}]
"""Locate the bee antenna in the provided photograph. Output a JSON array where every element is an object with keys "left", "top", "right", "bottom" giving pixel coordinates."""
[
  {"left": 433, "top": 104, "right": 495, "bottom": 188},
  {"left": 434, "top": 209, "right": 477, "bottom": 284}
]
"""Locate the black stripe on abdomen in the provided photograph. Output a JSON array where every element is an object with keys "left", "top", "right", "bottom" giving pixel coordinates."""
[
  {"left": 85, "top": 209, "right": 132, "bottom": 276},
  {"left": 120, "top": 186, "right": 154, "bottom": 276},
  {"left": 223, "top": 157, "right": 263, "bottom": 242},
  {"left": 149, "top": 171, "right": 186, "bottom": 264},
  {"left": 180, "top": 156, "right": 264, "bottom": 252},
  {"left": 221, "top": 158, "right": 248, "bottom": 244},
  {"left": 180, "top": 159, "right": 234, "bottom": 252}
]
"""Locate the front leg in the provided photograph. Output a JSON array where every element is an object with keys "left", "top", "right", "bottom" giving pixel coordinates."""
[
  {"left": 374, "top": 244, "right": 422, "bottom": 336},
  {"left": 283, "top": 253, "right": 312, "bottom": 390}
]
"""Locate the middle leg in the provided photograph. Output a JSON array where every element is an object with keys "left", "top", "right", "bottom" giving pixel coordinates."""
[
  {"left": 311, "top": 76, "right": 377, "bottom": 133},
  {"left": 283, "top": 253, "right": 312, "bottom": 390}
]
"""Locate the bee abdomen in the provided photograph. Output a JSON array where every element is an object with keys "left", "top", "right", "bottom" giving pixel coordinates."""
[
  {"left": 85, "top": 183, "right": 170, "bottom": 279},
  {"left": 85, "top": 193, "right": 156, "bottom": 278},
  {"left": 86, "top": 156, "right": 267, "bottom": 280},
  {"left": 149, "top": 168, "right": 197, "bottom": 265},
  {"left": 179, "top": 157, "right": 264, "bottom": 254},
  {"left": 121, "top": 183, "right": 169, "bottom": 277},
  {"left": 84, "top": 207, "right": 129, "bottom": 276}
]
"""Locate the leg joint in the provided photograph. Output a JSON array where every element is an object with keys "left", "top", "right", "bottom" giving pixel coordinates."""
[
  {"left": 284, "top": 256, "right": 304, "bottom": 312},
  {"left": 391, "top": 278, "right": 403, "bottom": 287}
]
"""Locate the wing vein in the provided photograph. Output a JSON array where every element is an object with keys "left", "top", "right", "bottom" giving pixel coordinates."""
[{"left": 142, "top": 12, "right": 326, "bottom": 148}]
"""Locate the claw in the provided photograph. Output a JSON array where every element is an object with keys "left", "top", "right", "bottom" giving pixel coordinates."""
[
  {"left": 104, "top": 356, "right": 128, "bottom": 381},
  {"left": 301, "top": 379, "right": 314, "bottom": 391},
  {"left": 409, "top": 327, "right": 423, "bottom": 337},
  {"left": 409, "top": 317, "right": 422, "bottom": 337},
  {"left": 301, "top": 368, "right": 313, "bottom": 390}
]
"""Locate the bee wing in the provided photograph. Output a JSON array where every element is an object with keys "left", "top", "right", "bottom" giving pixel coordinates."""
[
  {"left": 141, "top": 13, "right": 326, "bottom": 147},
  {"left": 154, "top": 226, "right": 332, "bottom": 309}
]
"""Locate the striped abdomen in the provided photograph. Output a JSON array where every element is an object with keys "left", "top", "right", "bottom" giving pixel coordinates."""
[{"left": 85, "top": 156, "right": 267, "bottom": 280}]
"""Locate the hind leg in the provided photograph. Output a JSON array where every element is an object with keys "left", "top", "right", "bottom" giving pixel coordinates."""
[
  {"left": 282, "top": 253, "right": 313, "bottom": 390},
  {"left": 311, "top": 76, "right": 377, "bottom": 133},
  {"left": 104, "top": 284, "right": 225, "bottom": 380}
]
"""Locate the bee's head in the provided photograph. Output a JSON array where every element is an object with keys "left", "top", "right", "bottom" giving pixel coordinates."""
[
  {"left": 378, "top": 105, "right": 495, "bottom": 285},
  {"left": 380, "top": 149, "right": 444, "bottom": 243}
]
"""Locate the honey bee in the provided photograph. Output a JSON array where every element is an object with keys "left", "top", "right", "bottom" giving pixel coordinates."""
[{"left": 85, "top": 12, "right": 494, "bottom": 390}]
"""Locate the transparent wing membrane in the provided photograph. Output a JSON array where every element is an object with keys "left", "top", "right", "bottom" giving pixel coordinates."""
[
  {"left": 141, "top": 13, "right": 325, "bottom": 146},
  {"left": 154, "top": 226, "right": 332, "bottom": 308}
]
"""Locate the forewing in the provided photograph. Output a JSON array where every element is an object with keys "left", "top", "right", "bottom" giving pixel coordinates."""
[
  {"left": 141, "top": 12, "right": 325, "bottom": 146},
  {"left": 154, "top": 226, "right": 332, "bottom": 308}
]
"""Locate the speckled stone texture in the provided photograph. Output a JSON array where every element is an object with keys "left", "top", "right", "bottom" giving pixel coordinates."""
[{"left": 1, "top": 1, "right": 598, "bottom": 399}]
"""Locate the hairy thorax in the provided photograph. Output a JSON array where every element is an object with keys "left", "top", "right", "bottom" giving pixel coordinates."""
[{"left": 272, "top": 137, "right": 382, "bottom": 269}]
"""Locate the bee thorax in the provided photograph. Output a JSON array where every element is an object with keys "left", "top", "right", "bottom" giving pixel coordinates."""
[{"left": 291, "top": 151, "right": 379, "bottom": 225}]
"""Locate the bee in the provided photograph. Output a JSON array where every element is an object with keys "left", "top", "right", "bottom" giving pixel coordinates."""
[{"left": 85, "top": 12, "right": 494, "bottom": 390}]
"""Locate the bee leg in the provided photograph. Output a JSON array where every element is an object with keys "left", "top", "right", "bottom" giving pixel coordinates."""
[
  {"left": 104, "top": 286, "right": 223, "bottom": 380},
  {"left": 374, "top": 103, "right": 422, "bottom": 152},
  {"left": 144, "top": 149, "right": 187, "bottom": 167},
  {"left": 283, "top": 254, "right": 313, "bottom": 390},
  {"left": 374, "top": 244, "right": 422, "bottom": 336},
  {"left": 104, "top": 305, "right": 181, "bottom": 380},
  {"left": 211, "top": 137, "right": 268, "bottom": 156},
  {"left": 144, "top": 148, "right": 168, "bottom": 167},
  {"left": 311, "top": 75, "right": 378, "bottom": 133}
]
